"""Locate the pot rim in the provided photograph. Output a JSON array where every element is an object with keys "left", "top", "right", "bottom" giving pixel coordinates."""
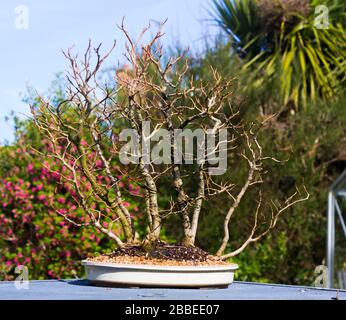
[{"left": 82, "top": 260, "right": 238, "bottom": 272}]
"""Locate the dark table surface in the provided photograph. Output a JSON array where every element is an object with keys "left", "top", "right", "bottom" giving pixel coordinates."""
[{"left": 0, "top": 280, "right": 345, "bottom": 300}]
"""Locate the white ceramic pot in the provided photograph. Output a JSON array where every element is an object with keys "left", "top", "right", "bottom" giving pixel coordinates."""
[{"left": 82, "top": 260, "right": 238, "bottom": 288}]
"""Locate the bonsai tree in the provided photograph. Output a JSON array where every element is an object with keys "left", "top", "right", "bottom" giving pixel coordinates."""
[{"left": 30, "top": 22, "right": 308, "bottom": 260}]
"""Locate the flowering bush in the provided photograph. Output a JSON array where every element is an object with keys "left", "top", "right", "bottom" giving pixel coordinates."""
[{"left": 0, "top": 129, "right": 143, "bottom": 280}]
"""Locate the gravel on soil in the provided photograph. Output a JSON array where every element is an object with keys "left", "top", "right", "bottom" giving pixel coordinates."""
[{"left": 86, "top": 243, "right": 231, "bottom": 267}]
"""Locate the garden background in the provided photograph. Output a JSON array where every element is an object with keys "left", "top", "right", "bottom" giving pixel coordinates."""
[{"left": 0, "top": 0, "right": 345, "bottom": 285}]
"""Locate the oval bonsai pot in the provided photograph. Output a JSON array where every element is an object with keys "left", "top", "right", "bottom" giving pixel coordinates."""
[{"left": 82, "top": 260, "right": 238, "bottom": 288}]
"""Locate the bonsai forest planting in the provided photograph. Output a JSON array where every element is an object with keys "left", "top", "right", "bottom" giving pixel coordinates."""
[{"left": 30, "top": 23, "right": 309, "bottom": 285}]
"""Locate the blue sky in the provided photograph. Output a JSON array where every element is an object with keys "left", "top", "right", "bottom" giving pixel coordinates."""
[{"left": 0, "top": 0, "right": 217, "bottom": 144}]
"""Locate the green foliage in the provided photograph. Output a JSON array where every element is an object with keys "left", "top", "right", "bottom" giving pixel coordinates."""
[
  {"left": 212, "top": 0, "right": 346, "bottom": 108},
  {"left": 232, "top": 233, "right": 288, "bottom": 283},
  {"left": 211, "top": 0, "right": 262, "bottom": 58},
  {"left": 167, "top": 37, "right": 346, "bottom": 285}
]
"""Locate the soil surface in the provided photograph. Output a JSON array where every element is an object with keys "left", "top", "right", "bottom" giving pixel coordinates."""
[{"left": 87, "top": 243, "right": 230, "bottom": 266}]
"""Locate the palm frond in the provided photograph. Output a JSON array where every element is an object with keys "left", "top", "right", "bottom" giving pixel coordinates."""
[{"left": 211, "top": 0, "right": 346, "bottom": 108}]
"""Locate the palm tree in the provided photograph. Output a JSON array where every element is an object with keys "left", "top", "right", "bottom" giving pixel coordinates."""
[{"left": 212, "top": 0, "right": 346, "bottom": 109}]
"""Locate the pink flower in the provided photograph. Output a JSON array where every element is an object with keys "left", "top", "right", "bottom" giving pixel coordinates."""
[
  {"left": 5, "top": 261, "right": 11, "bottom": 267},
  {"left": 81, "top": 140, "right": 88, "bottom": 147},
  {"left": 57, "top": 197, "right": 65, "bottom": 204},
  {"left": 20, "top": 193, "right": 29, "bottom": 199},
  {"left": 37, "top": 194, "right": 46, "bottom": 201},
  {"left": 132, "top": 187, "right": 140, "bottom": 195},
  {"left": 52, "top": 172, "right": 61, "bottom": 180},
  {"left": 27, "top": 163, "right": 34, "bottom": 173},
  {"left": 5, "top": 181, "right": 12, "bottom": 189},
  {"left": 96, "top": 160, "right": 103, "bottom": 168},
  {"left": 36, "top": 184, "right": 43, "bottom": 191}
]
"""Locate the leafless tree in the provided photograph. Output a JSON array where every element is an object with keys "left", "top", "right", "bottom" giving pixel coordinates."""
[{"left": 30, "top": 21, "right": 309, "bottom": 258}]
